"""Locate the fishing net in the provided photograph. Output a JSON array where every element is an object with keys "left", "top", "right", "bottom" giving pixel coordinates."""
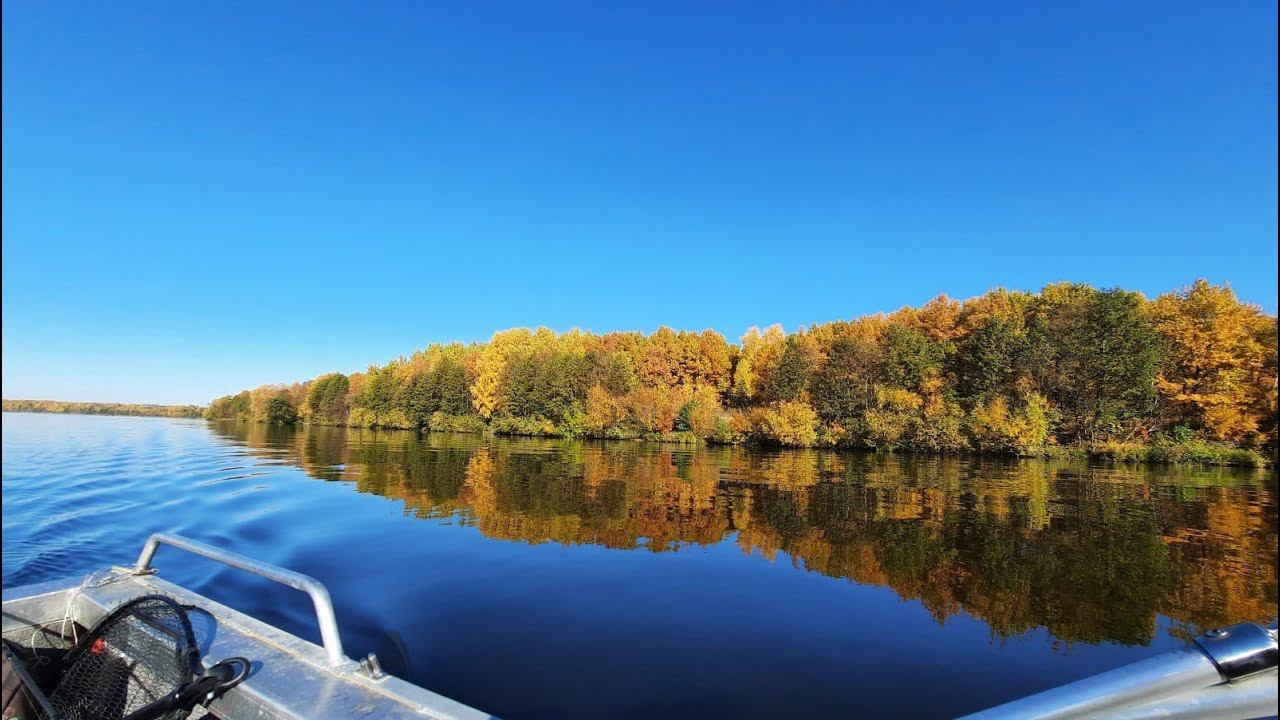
[
  {"left": 47, "top": 594, "right": 200, "bottom": 720},
  {"left": 4, "top": 590, "right": 247, "bottom": 720}
]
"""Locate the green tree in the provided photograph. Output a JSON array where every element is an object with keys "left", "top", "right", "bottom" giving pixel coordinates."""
[
  {"left": 881, "top": 325, "right": 950, "bottom": 392},
  {"left": 502, "top": 348, "right": 588, "bottom": 425},
  {"left": 1037, "top": 288, "right": 1164, "bottom": 441},
  {"left": 204, "top": 391, "right": 252, "bottom": 421},
  {"left": 811, "top": 332, "right": 881, "bottom": 429},
  {"left": 953, "top": 317, "right": 1024, "bottom": 400},
  {"left": 762, "top": 334, "right": 818, "bottom": 402},
  {"left": 306, "top": 373, "right": 349, "bottom": 425},
  {"left": 264, "top": 395, "right": 298, "bottom": 424}
]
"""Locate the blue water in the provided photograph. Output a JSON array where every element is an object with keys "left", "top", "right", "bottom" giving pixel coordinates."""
[{"left": 3, "top": 413, "right": 1276, "bottom": 718}]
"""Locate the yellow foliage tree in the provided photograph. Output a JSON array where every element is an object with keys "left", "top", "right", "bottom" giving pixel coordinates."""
[
  {"left": 733, "top": 324, "right": 785, "bottom": 401},
  {"left": 585, "top": 385, "right": 627, "bottom": 435},
  {"left": 748, "top": 400, "right": 820, "bottom": 447},
  {"left": 626, "top": 385, "right": 682, "bottom": 433},
  {"left": 470, "top": 329, "right": 532, "bottom": 419},
  {"left": 686, "top": 385, "right": 724, "bottom": 437},
  {"left": 1149, "top": 280, "right": 1273, "bottom": 446},
  {"left": 969, "top": 392, "right": 1051, "bottom": 454},
  {"left": 865, "top": 386, "right": 923, "bottom": 448}
]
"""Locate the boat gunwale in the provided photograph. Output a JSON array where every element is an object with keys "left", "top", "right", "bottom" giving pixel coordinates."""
[{"left": 2, "top": 570, "right": 496, "bottom": 720}]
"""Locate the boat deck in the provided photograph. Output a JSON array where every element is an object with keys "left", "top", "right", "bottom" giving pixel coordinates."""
[{"left": 2, "top": 570, "right": 495, "bottom": 720}]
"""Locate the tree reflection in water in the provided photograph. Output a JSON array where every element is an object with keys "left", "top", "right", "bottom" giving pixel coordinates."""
[{"left": 214, "top": 421, "right": 1277, "bottom": 647}]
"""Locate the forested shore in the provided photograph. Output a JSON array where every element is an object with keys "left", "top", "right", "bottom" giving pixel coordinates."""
[
  {"left": 2, "top": 399, "right": 204, "bottom": 418},
  {"left": 204, "top": 281, "right": 1276, "bottom": 465}
]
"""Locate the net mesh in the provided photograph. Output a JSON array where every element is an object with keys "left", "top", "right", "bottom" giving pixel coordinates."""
[{"left": 47, "top": 595, "right": 198, "bottom": 720}]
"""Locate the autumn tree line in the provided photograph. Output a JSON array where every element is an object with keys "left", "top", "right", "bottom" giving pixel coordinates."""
[
  {"left": 204, "top": 281, "right": 1278, "bottom": 464},
  {"left": 2, "top": 399, "right": 204, "bottom": 418}
]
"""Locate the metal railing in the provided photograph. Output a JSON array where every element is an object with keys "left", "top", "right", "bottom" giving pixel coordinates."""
[
  {"left": 133, "top": 533, "right": 351, "bottom": 668},
  {"left": 960, "top": 622, "right": 1278, "bottom": 719}
]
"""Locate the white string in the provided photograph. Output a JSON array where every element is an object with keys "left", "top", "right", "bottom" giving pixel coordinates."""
[{"left": 26, "top": 567, "right": 132, "bottom": 655}]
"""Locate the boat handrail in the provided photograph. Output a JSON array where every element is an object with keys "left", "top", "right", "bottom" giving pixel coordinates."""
[
  {"left": 960, "top": 621, "right": 1278, "bottom": 719},
  {"left": 133, "top": 532, "right": 352, "bottom": 668}
]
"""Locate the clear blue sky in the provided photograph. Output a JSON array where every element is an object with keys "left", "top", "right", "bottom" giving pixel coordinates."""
[{"left": 3, "top": 1, "right": 1276, "bottom": 405}]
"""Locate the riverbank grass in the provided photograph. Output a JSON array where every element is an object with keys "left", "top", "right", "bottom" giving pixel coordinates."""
[{"left": 1085, "top": 438, "right": 1270, "bottom": 467}]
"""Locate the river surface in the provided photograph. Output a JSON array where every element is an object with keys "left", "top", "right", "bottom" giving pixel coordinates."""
[{"left": 2, "top": 413, "right": 1276, "bottom": 718}]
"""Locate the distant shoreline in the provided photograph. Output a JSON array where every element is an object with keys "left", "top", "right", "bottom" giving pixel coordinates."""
[
  {"left": 1, "top": 399, "right": 204, "bottom": 419},
  {"left": 5, "top": 408, "right": 1269, "bottom": 467},
  {"left": 217, "top": 414, "right": 1270, "bottom": 468}
]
